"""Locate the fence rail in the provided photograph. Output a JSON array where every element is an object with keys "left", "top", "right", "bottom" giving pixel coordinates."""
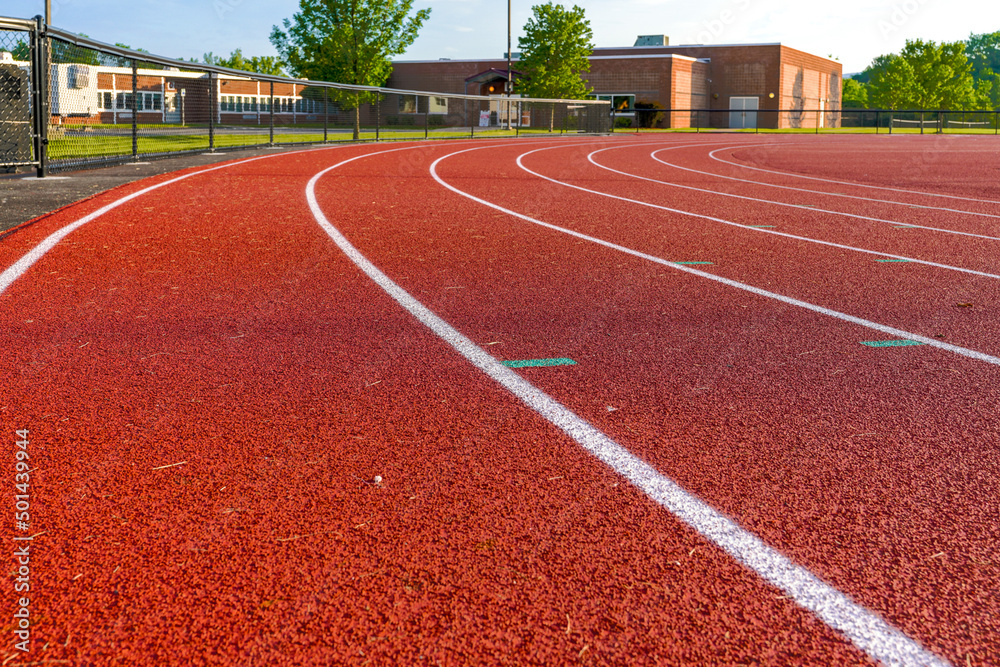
[{"left": 1, "top": 15, "right": 610, "bottom": 176}]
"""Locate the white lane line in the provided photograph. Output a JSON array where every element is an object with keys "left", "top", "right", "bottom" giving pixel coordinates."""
[
  {"left": 515, "top": 144, "right": 1000, "bottom": 279},
  {"left": 597, "top": 146, "right": 1000, "bottom": 244},
  {"left": 433, "top": 144, "right": 1000, "bottom": 367},
  {"left": 0, "top": 144, "right": 364, "bottom": 299},
  {"left": 647, "top": 144, "right": 1000, "bottom": 222},
  {"left": 306, "top": 147, "right": 951, "bottom": 667},
  {"left": 710, "top": 145, "right": 1000, "bottom": 206}
]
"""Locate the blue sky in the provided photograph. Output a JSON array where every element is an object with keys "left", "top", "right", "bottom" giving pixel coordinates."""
[{"left": 3, "top": 0, "right": 998, "bottom": 74}]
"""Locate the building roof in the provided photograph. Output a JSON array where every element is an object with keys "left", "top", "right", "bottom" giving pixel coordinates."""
[{"left": 464, "top": 68, "right": 523, "bottom": 84}]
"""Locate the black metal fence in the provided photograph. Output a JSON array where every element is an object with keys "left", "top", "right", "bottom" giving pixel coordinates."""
[
  {"left": 0, "top": 15, "right": 610, "bottom": 176},
  {"left": 611, "top": 107, "right": 1000, "bottom": 134}
]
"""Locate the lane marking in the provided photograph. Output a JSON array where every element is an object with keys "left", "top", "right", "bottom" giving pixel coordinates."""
[
  {"left": 709, "top": 146, "right": 1000, "bottom": 206},
  {"left": 646, "top": 144, "right": 1000, "bottom": 220},
  {"left": 862, "top": 340, "right": 926, "bottom": 348},
  {"left": 625, "top": 147, "right": 1000, "bottom": 242},
  {"left": 0, "top": 144, "right": 369, "bottom": 299},
  {"left": 308, "top": 147, "right": 952, "bottom": 667},
  {"left": 434, "top": 146, "right": 1000, "bottom": 366},
  {"left": 877, "top": 259, "right": 911, "bottom": 263},
  {"left": 674, "top": 261, "right": 714, "bottom": 265},
  {"left": 502, "top": 358, "right": 577, "bottom": 368},
  {"left": 523, "top": 145, "right": 1000, "bottom": 278}
]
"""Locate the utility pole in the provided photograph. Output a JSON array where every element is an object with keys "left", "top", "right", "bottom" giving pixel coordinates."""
[
  {"left": 506, "top": 0, "right": 512, "bottom": 130},
  {"left": 45, "top": 0, "right": 51, "bottom": 25}
]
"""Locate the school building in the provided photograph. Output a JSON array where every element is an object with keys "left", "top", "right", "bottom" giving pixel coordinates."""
[{"left": 388, "top": 37, "right": 843, "bottom": 129}]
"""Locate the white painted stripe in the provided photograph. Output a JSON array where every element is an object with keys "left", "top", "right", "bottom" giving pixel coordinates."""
[
  {"left": 307, "top": 148, "right": 951, "bottom": 667},
  {"left": 710, "top": 146, "right": 1000, "bottom": 206},
  {"left": 0, "top": 146, "right": 352, "bottom": 299},
  {"left": 433, "top": 144, "right": 1000, "bottom": 368},
  {"left": 518, "top": 144, "right": 1000, "bottom": 278},
  {"left": 646, "top": 144, "right": 1000, "bottom": 224}
]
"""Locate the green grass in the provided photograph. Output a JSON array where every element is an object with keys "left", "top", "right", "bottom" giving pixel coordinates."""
[{"left": 48, "top": 126, "right": 535, "bottom": 161}]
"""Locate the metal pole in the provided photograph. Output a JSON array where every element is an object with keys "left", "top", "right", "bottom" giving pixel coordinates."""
[
  {"left": 375, "top": 92, "right": 380, "bottom": 142},
  {"left": 506, "top": 0, "right": 512, "bottom": 131},
  {"left": 31, "top": 15, "right": 49, "bottom": 177},
  {"left": 269, "top": 82, "right": 274, "bottom": 146},
  {"left": 424, "top": 95, "right": 429, "bottom": 140},
  {"left": 131, "top": 60, "right": 138, "bottom": 161},
  {"left": 45, "top": 0, "right": 51, "bottom": 26},
  {"left": 208, "top": 72, "right": 215, "bottom": 152},
  {"left": 323, "top": 88, "right": 328, "bottom": 142}
]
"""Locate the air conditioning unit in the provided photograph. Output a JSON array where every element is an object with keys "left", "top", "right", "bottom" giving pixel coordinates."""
[{"left": 68, "top": 65, "right": 90, "bottom": 89}]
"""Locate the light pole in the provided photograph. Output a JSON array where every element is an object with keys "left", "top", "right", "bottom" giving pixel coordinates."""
[
  {"left": 506, "top": 0, "right": 512, "bottom": 130},
  {"left": 45, "top": 0, "right": 51, "bottom": 25}
]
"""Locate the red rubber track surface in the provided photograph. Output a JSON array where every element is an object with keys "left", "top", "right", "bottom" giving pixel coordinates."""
[{"left": 1, "top": 135, "right": 997, "bottom": 665}]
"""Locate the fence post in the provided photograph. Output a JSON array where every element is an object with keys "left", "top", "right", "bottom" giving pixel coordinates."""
[
  {"left": 269, "top": 82, "right": 274, "bottom": 146},
  {"left": 131, "top": 59, "right": 138, "bottom": 161},
  {"left": 424, "top": 95, "right": 429, "bottom": 140},
  {"left": 375, "top": 92, "right": 380, "bottom": 142},
  {"left": 323, "top": 87, "right": 328, "bottom": 142},
  {"left": 208, "top": 72, "right": 216, "bottom": 151},
  {"left": 30, "top": 15, "right": 49, "bottom": 177}
]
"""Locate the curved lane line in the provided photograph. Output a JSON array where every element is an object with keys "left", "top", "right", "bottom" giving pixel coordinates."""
[
  {"left": 438, "top": 145, "right": 1000, "bottom": 366},
  {"left": 650, "top": 144, "right": 1000, "bottom": 220},
  {"left": 308, "top": 146, "right": 950, "bottom": 666},
  {"left": 709, "top": 145, "right": 1000, "bottom": 206},
  {"left": 520, "top": 143, "right": 1000, "bottom": 278},
  {"left": 0, "top": 146, "right": 357, "bottom": 299}
]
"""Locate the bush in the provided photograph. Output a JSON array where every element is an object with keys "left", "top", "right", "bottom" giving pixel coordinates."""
[{"left": 614, "top": 116, "right": 633, "bottom": 128}]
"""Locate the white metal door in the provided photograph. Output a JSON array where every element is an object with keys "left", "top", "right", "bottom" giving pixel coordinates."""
[{"left": 729, "top": 96, "right": 759, "bottom": 129}]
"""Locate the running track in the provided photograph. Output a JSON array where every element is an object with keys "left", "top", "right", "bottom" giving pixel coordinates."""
[{"left": 2, "top": 134, "right": 998, "bottom": 665}]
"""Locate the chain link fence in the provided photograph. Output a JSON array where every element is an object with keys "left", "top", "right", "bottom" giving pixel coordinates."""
[
  {"left": 1, "top": 19, "right": 35, "bottom": 173},
  {"left": 0, "top": 16, "right": 612, "bottom": 176}
]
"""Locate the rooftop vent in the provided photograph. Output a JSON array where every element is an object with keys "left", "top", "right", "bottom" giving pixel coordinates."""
[{"left": 634, "top": 35, "right": 668, "bottom": 47}]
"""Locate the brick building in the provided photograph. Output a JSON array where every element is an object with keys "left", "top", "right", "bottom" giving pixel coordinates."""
[{"left": 388, "top": 39, "right": 843, "bottom": 129}]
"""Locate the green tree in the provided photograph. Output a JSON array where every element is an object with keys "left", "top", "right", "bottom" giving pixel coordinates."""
[
  {"left": 842, "top": 78, "right": 869, "bottom": 108},
  {"left": 270, "top": 0, "right": 431, "bottom": 140},
  {"left": 204, "top": 49, "right": 285, "bottom": 76},
  {"left": 966, "top": 31, "right": 1000, "bottom": 107},
  {"left": 867, "top": 53, "right": 916, "bottom": 109},
  {"left": 516, "top": 3, "right": 594, "bottom": 103}
]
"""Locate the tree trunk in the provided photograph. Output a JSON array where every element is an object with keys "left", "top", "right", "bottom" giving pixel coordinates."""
[{"left": 353, "top": 105, "right": 360, "bottom": 141}]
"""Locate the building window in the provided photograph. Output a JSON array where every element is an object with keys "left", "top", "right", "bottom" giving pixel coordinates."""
[
  {"left": 596, "top": 94, "right": 635, "bottom": 112},
  {"left": 398, "top": 95, "right": 417, "bottom": 113},
  {"left": 430, "top": 96, "right": 448, "bottom": 114}
]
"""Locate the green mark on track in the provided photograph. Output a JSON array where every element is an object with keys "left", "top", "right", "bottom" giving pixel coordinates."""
[
  {"left": 502, "top": 358, "right": 577, "bottom": 368},
  {"left": 876, "top": 259, "right": 911, "bottom": 262},
  {"left": 861, "top": 339, "right": 925, "bottom": 348},
  {"left": 893, "top": 225, "right": 918, "bottom": 229},
  {"left": 674, "top": 261, "right": 714, "bottom": 265}
]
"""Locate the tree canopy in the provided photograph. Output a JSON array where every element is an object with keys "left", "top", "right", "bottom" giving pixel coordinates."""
[
  {"left": 270, "top": 0, "right": 430, "bottom": 139},
  {"left": 203, "top": 50, "right": 285, "bottom": 76},
  {"left": 515, "top": 3, "right": 594, "bottom": 101},
  {"left": 847, "top": 35, "right": 996, "bottom": 110}
]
